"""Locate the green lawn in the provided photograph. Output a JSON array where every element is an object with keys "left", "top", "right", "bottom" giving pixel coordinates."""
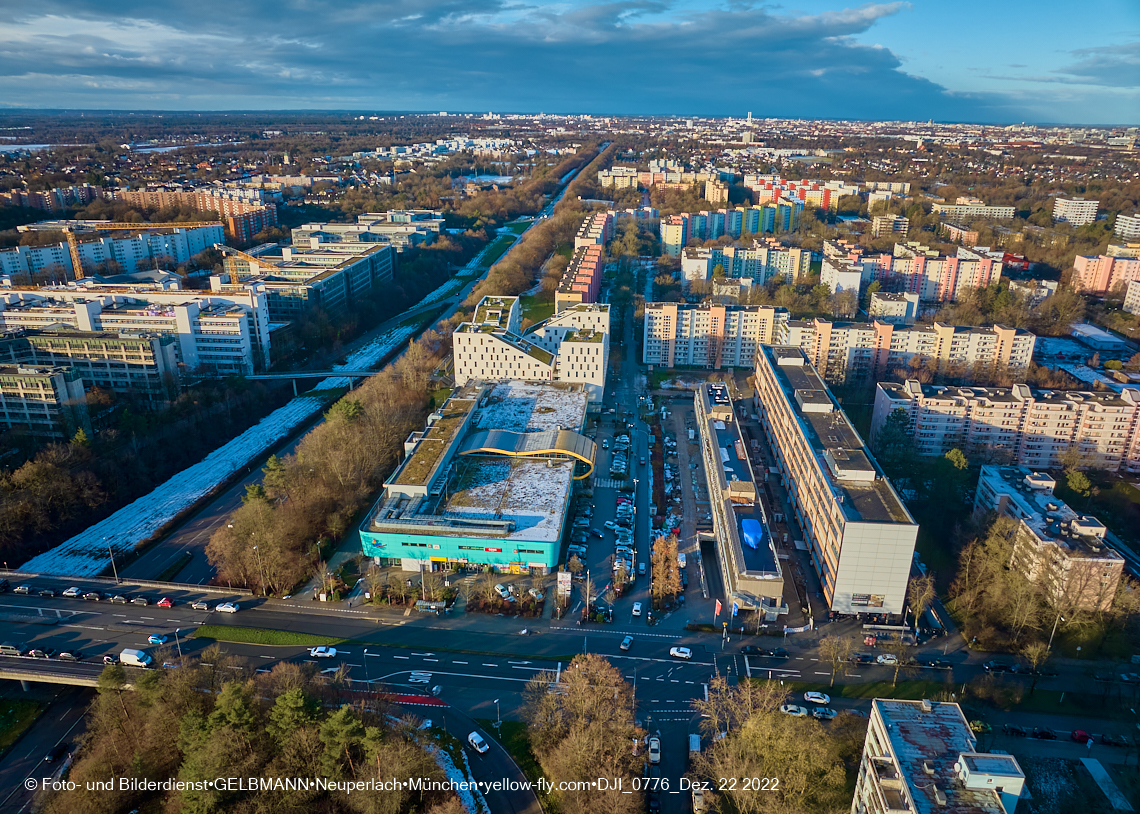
[
  {"left": 520, "top": 294, "right": 557, "bottom": 324},
  {"left": 193, "top": 625, "right": 344, "bottom": 647},
  {"left": 477, "top": 235, "right": 515, "bottom": 270},
  {"left": 0, "top": 699, "right": 44, "bottom": 757}
]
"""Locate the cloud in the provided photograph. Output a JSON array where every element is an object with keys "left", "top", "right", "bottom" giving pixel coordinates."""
[
  {"left": 0, "top": 0, "right": 1014, "bottom": 119},
  {"left": 1055, "top": 40, "right": 1140, "bottom": 88}
]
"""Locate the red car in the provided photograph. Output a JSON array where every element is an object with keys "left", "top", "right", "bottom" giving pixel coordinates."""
[
  {"left": 157, "top": 597, "right": 174, "bottom": 608},
  {"left": 1071, "top": 729, "right": 1091, "bottom": 743}
]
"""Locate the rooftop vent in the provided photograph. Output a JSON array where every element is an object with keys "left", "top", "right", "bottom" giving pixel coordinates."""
[
  {"left": 920, "top": 699, "right": 933, "bottom": 713},
  {"left": 933, "top": 786, "right": 948, "bottom": 806},
  {"left": 923, "top": 760, "right": 936, "bottom": 775}
]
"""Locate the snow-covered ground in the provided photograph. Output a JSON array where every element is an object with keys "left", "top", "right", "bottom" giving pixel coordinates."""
[
  {"left": 426, "top": 743, "right": 490, "bottom": 814},
  {"left": 21, "top": 319, "right": 424, "bottom": 576}
]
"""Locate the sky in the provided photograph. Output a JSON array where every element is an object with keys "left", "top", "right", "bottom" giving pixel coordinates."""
[{"left": 0, "top": 0, "right": 1136, "bottom": 125}]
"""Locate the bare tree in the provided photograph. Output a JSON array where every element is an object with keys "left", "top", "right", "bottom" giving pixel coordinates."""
[
  {"left": 880, "top": 633, "right": 916, "bottom": 687},
  {"left": 818, "top": 635, "right": 855, "bottom": 687}
]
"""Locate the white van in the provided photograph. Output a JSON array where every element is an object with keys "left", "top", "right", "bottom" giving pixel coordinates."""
[{"left": 678, "top": 552, "right": 687, "bottom": 568}]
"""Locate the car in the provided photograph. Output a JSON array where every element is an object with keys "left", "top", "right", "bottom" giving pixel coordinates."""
[
  {"left": 111, "top": 595, "right": 128, "bottom": 604},
  {"left": 82, "top": 592, "right": 102, "bottom": 601},
  {"left": 157, "top": 597, "right": 174, "bottom": 608},
  {"left": 44, "top": 743, "right": 67, "bottom": 763},
  {"left": 147, "top": 634, "right": 168, "bottom": 645},
  {"left": 528, "top": 589, "right": 544, "bottom": 601},
  {"left": 27, "top": 648, "right": 53, "bottom": 659},
  {"left": 876, "top": 654, "right": 898, "bottom": 666},
  {"left": 467, "top": 732, "right": 489, "bottom": 754},
  {"left": 638, "top": 563, "right": 646, "bottom": 576},
  {"left": 983, "top": 660, "right": 1015, "bottom": 673},
  {"left": 742, "top": 646, "right": 763, "bottom": 655},
  {"left": 56, "top": 651, "right": 82, "bottom": 662},
  {"left": 62, "top": 587, "right": 82, "bottom": 598},
  {"left": 916, "top": 656, "right": 952, "bottom": 669},
  {"left": 604, "top": 521, "right": 619, "bottom": 531},
  {"left": 38, "top": 588, "right": 56, "bottom": 597},
  {"left": 850, "top": 653, "right": 874, "bottom": 664},
  {"left": 591, "top": 529, "right": 605, "bottom": 538},
  {"left": 632, "top": 602, "right": 642, "bottom": 617},
  {"left": 13, "top": 585, "right": 32, "bottom": 595},
  {"left": 1002, "top": 724, "right": 1027, "bottom": 737},
  {"left": 601, "top": 439, "right": 609, "bottom": 449},
  {"left": 1031, "top": 727, "right": 1057, "bottom": 740},
  {"left": 620, "top": 636, "right": 633, "bottom": 651},
  {"left": 215, "top": 602, "right": 239, "bottom": 613},
  {"left": 804, "top": 692, "right": 831, "bottom": 705},
  {"left": 669, "top": 647, "right": 693, "bottom": 660},
  {"left": 970, "top": 720, "right": 992, "bottom": 734},
  {"left": 102, "top": 655, "right": 117, "bottom": 665},
  {"left": 812, "top": 708, "right": 838, "bottom": 720},
  {"left": 1070, "top": 729, "right": 1091, "bottom": 743},
  {"left": 131, "top": 596, "right": 149, "bottom": 606},
  {"left": 780, "top": 704, "right": 809, "bottom": 717},
  {"left": 647, "top": 737, "right": 661, "bottom": 764},
  {"left": 191, "top": 600, "right": 209, "bottom": 610},
  {"left": 310, "top": 646, "right": 338, "bottom": 659},
  {"left": 1100, "top": 733, "right": 1130, "bottom": 747}
]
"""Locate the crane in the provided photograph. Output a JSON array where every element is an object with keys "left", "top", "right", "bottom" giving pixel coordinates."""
[
  {"left": 212, "top": 243, "right": 278, "bottom": 272},
  {"left": 60, "top": 220, "right": 224, "bottom": 280}
]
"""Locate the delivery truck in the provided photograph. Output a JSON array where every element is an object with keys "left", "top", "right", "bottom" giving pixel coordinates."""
[{"left": 119, "top": 648, "right": 153, "bottom": 668}]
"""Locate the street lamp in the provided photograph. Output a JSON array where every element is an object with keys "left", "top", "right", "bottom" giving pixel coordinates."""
[
  {"left": 1048, "top": 614, "right": 1066, "bottom": 650},
  {"left": 106, "top": 538, "right": 119, "bottom": 584},
  {"left": 174, "top": 629, "right": 183, "bottom": 660},
  {"left": 495, "top": 698, "right": 501, "bottom": 730},
  {"left": 364, "top": 648, "right": 370, "bottom": 682},
  {"left": 252, "top": 545, "right": 267, "bottom": 597}
]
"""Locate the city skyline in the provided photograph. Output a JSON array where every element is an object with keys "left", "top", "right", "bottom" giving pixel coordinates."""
[{"left": 0, "top": 0, "right": 1136, "bottom": 124}]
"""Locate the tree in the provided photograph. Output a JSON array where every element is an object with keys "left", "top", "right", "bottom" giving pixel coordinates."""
[
  {"left": 712, "top": 263, "right": 726, "bottom": 279},
  {"left": 818, "top": 635, "right": 855, "bottom": 687},
  {"left": 880, "top": 633, "right": 915, "bottom": 687},
  {"left": 907, "top": 574, "right": 937, "bottom": 635},
  {"left": 1066, "top": 470, "right": 1092, "bottom": 500},
  {"left": 1021, "top": 641, "right": 1052, "bottom": 694}
]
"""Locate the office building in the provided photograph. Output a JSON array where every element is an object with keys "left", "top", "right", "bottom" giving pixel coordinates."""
[
  {"left": 292, "top": 210, "right": 444, "bottom": 252},
  {"left": 215, "top": 243, "right": 394, "bottom": 322},
  {"left": 359, "top": 381, "right": 594, "bottom": 573},
  {"left": 0, "top": 327, "right": 177, "bottom": 405},
  {"left": 555, "top": 244, "right": 605, "bottom": 311},
  {"left": 782, "top": 319, "right": 1035, "bottom": 384},
  {"left": 643, "top": 303, "right": 789, "bottom": 369},
  {"left": 661, "top": 215, "right": 689, "bottom": 258},
  {"left": 680, "top": 239, "right": 810, "bottom": 287},
  {"left": 1125, "top": 279, "right": 1140, "bottom": 315},
  {"left": 871, "top": 214, "right": 909, "bottom": 239},
  {"left": 852, "top": 699, "right": 1025, "bottom": 814},
  {"left": 755, "top": 347, "right": 917, "bottom": 615},
  {"left": 1115, "top": 213, "right": 1140, "bottom": 242},
  {"left": 867, "top": 292, "right": 919, "bottom": 324},
  {"left": 0, "top": 365, "right": 91, "bottom": 440},
  {"left": 114, "top": 189, "right": 278, "bottom": 244},
  {"left": 941, "top": 223, "right": 979, "bottom": 246},
  {"left": 1071, "top": 251, "right": 1140, "bottom": 294},
  {"left": 453, "top": 297, "right": 610, "bottom": 400},
  {"left": 694, "top": 383, "right": 784, "bottom": 616},
  {"left": 974, "top": 466, "right": 1124, "bottom": 611},
  {"left": 932, "top": 198, "right": 1015, "bottom": 221},
  {"left": 1052, "top": 197, "right": 1099, "bottom": 227},
  {"left": 1, "top": 222, "right": 225, "bottom": 279},
  {"left": 871, "top": 381, "right": 1140, "bottom": 473}
]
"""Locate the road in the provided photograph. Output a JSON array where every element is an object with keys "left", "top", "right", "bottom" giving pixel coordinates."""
[{"left": 0, "top": 686, "right": 90, "bottom": 814}]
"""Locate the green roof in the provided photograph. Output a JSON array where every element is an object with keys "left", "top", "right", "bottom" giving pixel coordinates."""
[{"left": 390, "top": 398, "right": 476, "bottom": 486}]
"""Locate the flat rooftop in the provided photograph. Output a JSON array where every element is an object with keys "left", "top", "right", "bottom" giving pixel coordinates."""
[
  {"left": 477, "top": 381, "right": 587, "bottom": 432},
  {"left": 766, "top": 347, "right": 912, "bottom": 525},
  {"left": 878, "top": 380, "right": 1138, "bottom": 409}
]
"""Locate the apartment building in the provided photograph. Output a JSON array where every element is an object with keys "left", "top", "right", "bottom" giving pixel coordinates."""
[
  {"left": 852, "top": 699, "right": 1025, "bottom": 814},
  {"left": 818, "top": 240, "right": 1003, "bottom": 302},
  {"left": 783, "top": 319, "right": 1035, "bottom": 384},
  {"left": 867, "top": 292, "right": 919, "bottom": 324},
  {"left": 643, "top": 303, "right": 789, "bottom": 369},
  {"left": 0, "top": 365, "right": 91, "bottom": 440},
  {"left": 1071, "top": 251, "right": 1140, "bottom": 294},
  {"left": 574, "top": 211, "right": 614, "bottom": 249},
  {"left": 0, "top": 328, "right": 177, "bottom": 406},
  {"left": 755, "top": 347, "right": 917, "bottom": 615},
  {"left": 680, "top": 239, "right": 810, "bottom": 286},
  {"left": 703, "top": 180, "right": 729, "bottom": 203},
  {"left": 932, "top": 198, "right": 1015, "bottom": 221},
  {"left": 452, "top": 297, "right": 610, "bottom": 400},
  {"left": 0, "top": 184, "right": 103, "bottom": 212},
  {"left": 941, "top": 222, "right": 979, "bottom": 246},
  {"left": 555, "top": 244, "right": 605, "bottom": 311},
  {"left": 216, "top": 243, "right": 394, "bottom": 322},
  {"left": 0, "top": 282, "right": 270, "bottom": 374},
  {"left": 821, "top": 257, "right": 864, "bottom": 295},
  {"left": 114, "top": 189, "right": 277, "bottom": 243},
  {"left": 1125, "top": 279, "right": 1140, "bottom": 315},
  {"left": 871, "top": 381, "right": 1140, "bottom": 473},
  {"left": 1008, "top": 278, "right": 1058, "bottom": 306},
  {"left": 660, "top": 215, "right": 689, "bottom": 257},
  {"left": 1, "top": 222, "right": 225, "bottom": 279},
  {"left": 1052, "top": 197, "right": 1099, "bottom": 227},
  {"left": 694, "top": 383, "right": 784, "bottom": 616},
  {"left": 871, "top": 214, "right": 909, "bottom": 238},
  {"left": 974, "top": 466, "right": 1124, "bottom": 611},
  {"left": 1115, "top": 213, "right": 1140, "bottom": 242},
  {"left": 292, "top": 210, "right": 443, "bottom": 252}
]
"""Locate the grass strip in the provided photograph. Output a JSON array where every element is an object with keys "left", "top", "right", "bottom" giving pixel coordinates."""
[
  {"left": 0, "top": 699, "right": 44, "bottom": 757},
  {"left": 193, "top": 625, "right": 344, "bottom": 647},
  {"left": 152, "top": 551, "right": 193, "bottom": 583}
]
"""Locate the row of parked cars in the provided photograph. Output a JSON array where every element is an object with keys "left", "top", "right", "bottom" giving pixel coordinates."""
[
  {"left": 608, "top": 433, "right": 633, "bottom": 477},
  {"left": 3, "top": 581, "right": 241, "bottom": 613},
  {"left": 1001, "top": 724, "right": 1130, "bottom": 746}
]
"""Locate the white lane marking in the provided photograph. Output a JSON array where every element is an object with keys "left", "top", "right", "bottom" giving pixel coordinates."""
[
  {"left": 423, "top": 658, "right": 438, "bottom": 662},
  {"left": 259, "top": 655, "right": 275, "bottom": 659},
  {"left": 483, "top": 663, "right": 497, "bottom": 667},
  {"left": 393, "top": 655, "right": 409, "bottom": 660},
  {"left": 453, "top": 661, "right": 468, "bottom": 665}
]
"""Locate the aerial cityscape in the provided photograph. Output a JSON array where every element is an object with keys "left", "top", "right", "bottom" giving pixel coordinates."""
[{"left": 0, "top": 2, "right": 1137, "bottom": 814}]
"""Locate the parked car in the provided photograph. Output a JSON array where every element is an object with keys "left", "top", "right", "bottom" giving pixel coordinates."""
[
  {"left": 56, "top": 651, "right": 82, "bottom": 662},
  {"left": 191, "top": 600, "right": 209, "bottom": 610},
  {"left": 528, "top": 589, "right": 544, "bottom": 601},
  {"left": 1100, "top": 733, "right": 1130, "bottom": 747},
  {"left": 812, "top": 708, "right": 838, "bottom": 720},
  {"left": 111, "top": 595, "right": 128, "bottom": 604},
  {"left": 647, "top": 737, "right": 661, "bottom": 764},
  {"left": 38, "top": 588, "right": 55, "bottom": 597},
  {"left": 970, "top": 720, "right": 992, "bottom": 734},
  {"left": 147, "top": 634, "right": 168, "bottom": 645},
  {"left": 1070, "top": 729, "right": 1091, "bottom": 743},
  {"left": 983, "top": 660, "right": 1015, "bottom": 673},
  {"left": 604, "top": 521, "right": 619, "bottom": 531},
  {"left": 215, "top": 602, "right": 239, "bottom": 614},
  {"left": 493, "top": 584, "right": 511, "bottom": 600},
  {"left": 804, "top": 692, "right": 831, "bottom": 705},
  {"left": 632, "top": 602, "right": 642, "bottom": 617},
  {"left": 13, "top": 585, "right": 32, "bottom": 595},
  {"left": 1002, "top": 724, "right": 1027, "bottom": 737},
  {"left": 669, "top": 647, "right": 693, "bottom": 660},
  {"left": 131, "top": 596, "right": 149, "bottom": 606},
  {"left": 62, "top": 587, "right": 82, "bottom": 598},
  {"left": 157, "top": 597, "right": 174, "bottom": 608},
  {"left": 27, "top": 648, "right": 53, "bottom": 659},
  {"left": 1031, "top": 727, "right": 1057, "bottom": 740},
  {"left": 780, "top": 704, "right": 809, "bottom": 717},
  {"left": 620, "top": 636, "right": 633, "bottom": 651},
  {"left": 876, "top": 654, "right": 898, "bottom": 666},
  {"left": 850, "top": 653, "right": 874, "bottom": 664},
  {"left": 310, "top": 646, "right": 337, "bottom": 659},
  {"left": 82, "top": 592, "right": 102, "bottom": 601}
]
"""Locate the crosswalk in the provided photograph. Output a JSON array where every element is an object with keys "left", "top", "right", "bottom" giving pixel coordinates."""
[{"left": 595, "top": 478, "right": 625, "bottom": 489}]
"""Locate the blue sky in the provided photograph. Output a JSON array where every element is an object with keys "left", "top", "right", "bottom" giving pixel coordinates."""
[{"left": 0, "top": 0, "right": 1136, "bottom": 124}]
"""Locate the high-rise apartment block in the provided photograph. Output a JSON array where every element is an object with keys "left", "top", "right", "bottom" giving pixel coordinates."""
[
  {"left": 1115, "top": 213, "right": 1140, "bottom": 241},
  {"left": 0, "top": 365, "right": 91, "bottom": 440},
  {"left": 867, "top": 292, "right": 919, "bottom": 324},
  {"left": 574, "top": 211, "right": 614, "bottom": 249},
  {"left": 932, "top": 197, "right": 1015, "bottom": 221},
  {"left": 871, "top": 214, "right": 909, "bottom": 238},
  {"left": 1071, "top": 248, "right": 1140, "bottom": 294},
  {"left": 453, "top": 297, "right": 610, "bottom": 400},
  {"left": 680, "top": 239, "right": 810, "bottom": 286},
  {"left": 820, "top": 240, "right": 1003, "bottom": 302},
  {"left": 755, "top": 347, "right": 917, "bottom": 616},
  {"left": 555, "top": 244, "right": 605, "bottom": 311},
  {"left": 0, "top": 184, "right": 103, "bottom": 212},
  {"left": 660, "top": 215, "right": 689, "bottom": 257},
  {"left": 940, "top": 222, "right": 979, "bottom": 246},
  {"left": 872, "top": 381, "right": 1140, "bottom": 473},
  {"left": 852, "top": 699, "right": 1025, "bottom": 814},
  {"left": 1125, "top": 279, "right": 1140, "bottom": 315},
  {"left": 642, "top": 304, "right": 788, "bottom": 369},
  {"left": 1052, "top": 197, "right": 1099, "bottom": 227},
  {"left": 974, "top": 466, "right": 1124, "bottom": 611},
  {"left": 114, "top": 189, "right": 278, "bottom": 243}
]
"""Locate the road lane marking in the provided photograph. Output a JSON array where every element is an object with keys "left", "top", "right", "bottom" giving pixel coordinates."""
[
  {"left": 259, "top": 655, "right": 275, "bottom": 659},
  {"left": 483, "top": 663, "right": 497, "bottom": 667},
  {"left": 393, "top": 655, "right": 409, "bottom": 659},
  {"left": 453, "top": 661, "right": 468, "bottom": 665},
  {"left": 423, "top": 658, "right": 438, "bottom": 662}
]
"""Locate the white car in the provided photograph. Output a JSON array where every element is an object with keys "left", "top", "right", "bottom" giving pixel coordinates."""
[
  {"left": 812, "top": 707, "right": 838, "bottom": 720},
  {"left": 669, "top": 647, "right": 693, "bottom": 660},
  {"left": 309, "top": 646, "right": 337, "bottom": 659},
  {"left": 632, "top": 602, "right": 642, "bottom": 617},
  {"left": 467, "top": 732, "right": 489, "bottom": 754},
  {"left": 620, "top": 635, "right": 633, "bottom": 651},
  {"left": 215, "top": 602, "right": 239, "bottom": 614},
  {"left": 876, "top": 654, "right": 899, "bottom": 666},
  {"left": 604, "top": 521, "right": 619, "bottom": 531},
  {"left": 62, "top": 587, "right": 82, "bottom": 598},
  {"left": 493, "top": 584, "right": 511, "bottom": 599},
  {"left": 647, "top": 737, "right": 661, "bottom": 764},
  {"left": 804, "top": 692, "right": 831, "bottom": 705},
  {"left": 780, "top": 704, "right": 809, "bottom": 717}
]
